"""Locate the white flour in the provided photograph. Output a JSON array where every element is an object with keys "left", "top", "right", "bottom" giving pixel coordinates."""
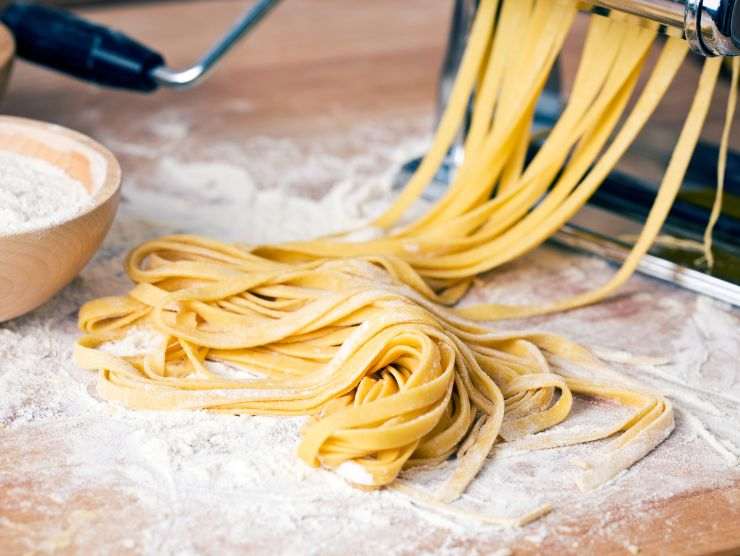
[
  {"left": 0, "top": 151, "right": 92, "bottom": 235},
  {"left": 99, "top": 327, "right": 165, "bottom": 358},
  {"left": 1, "top": 114, "right": 739, "bottom": 555}
]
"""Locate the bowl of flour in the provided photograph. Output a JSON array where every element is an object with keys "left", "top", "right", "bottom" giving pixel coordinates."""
[{"left": 0, "top": 116, "right": 121, "bottom": 322}]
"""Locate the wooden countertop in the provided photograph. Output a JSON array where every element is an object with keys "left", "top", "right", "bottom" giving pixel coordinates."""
[
  {"left": 1, "top": 1, "right": 738, "bottom": 554},
  {"left": 3, "top": 0, "right": 448, "bottom": 135}
]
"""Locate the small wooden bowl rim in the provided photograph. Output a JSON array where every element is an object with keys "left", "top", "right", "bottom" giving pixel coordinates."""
[
  {"left": 0, "top": 23, "right": 13, "bottom": 68},
  {"left": 0, "top": 115, "right": 122, "bottom": 239}
]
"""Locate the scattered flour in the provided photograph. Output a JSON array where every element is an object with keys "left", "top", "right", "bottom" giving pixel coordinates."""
[
  {"left": 336, "top": 461, "right": 376, "bottom": 486},
  {"left": 1, "top": 115, "right": 738, "bottom": 555},
  {"left": 0, "top": 151, "right": 93, "bottom": 235},
  {"left": 99, "top": 327, "right": 165, "bottom": 357}
]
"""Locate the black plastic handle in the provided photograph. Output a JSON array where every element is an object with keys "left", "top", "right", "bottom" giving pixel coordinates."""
[{"left": 1, "top": 1, "right": 165, "bottom": 92}]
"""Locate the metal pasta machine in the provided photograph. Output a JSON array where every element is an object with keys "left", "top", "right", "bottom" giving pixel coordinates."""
[
  {"left": 3, "top": 0, "right": 738, "bottom": 303},
  {"left": 396, "top": 0, "right": 740, "bottom": 306}
]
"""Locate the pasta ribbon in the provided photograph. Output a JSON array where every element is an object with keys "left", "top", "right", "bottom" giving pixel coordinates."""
[
  {"left": 75, "top": 238, "right": 673, "bottom": 511},
  {"left": 75, "top": 0, "right": 736, "bottom": 524}
]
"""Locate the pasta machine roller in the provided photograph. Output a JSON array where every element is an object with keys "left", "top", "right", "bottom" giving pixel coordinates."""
[
  {"left": 583, "top": 0, "right": 739, "bottom": 56},
  {"left": 397, "top": 0, "right": 740, "bottom": 306}
]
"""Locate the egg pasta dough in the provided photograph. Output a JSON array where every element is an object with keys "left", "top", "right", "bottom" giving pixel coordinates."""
[{"left": 75, "top": 0, "right": 737, "bottom": 524}]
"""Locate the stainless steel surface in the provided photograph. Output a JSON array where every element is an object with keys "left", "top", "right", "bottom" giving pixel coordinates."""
[
  {"left": 437, "top": 0, "right": 477, "bottom": 122},
  {"left": 688, "top": 0, "right": 740, "bottom": 56},
  {"left": 554, "top": 225, "right": 740, "bottom": 307},
  {"left": 686, "top": 0, "right": 706, "bottom": 51},
  {"left": 585, "top": 0, "right": 685, "bottom": 28},
  {"left": 393, "top": 0, "right": 476, "bottom": 199},
  {"left": 582, "top": 0, "right": 740, "bottom": 55},
  {"left": 151, "top": 0, "right": 282, "bottom": 89},
  {"left": 435, "top": 0, "right": 476, "bottom": 187}
]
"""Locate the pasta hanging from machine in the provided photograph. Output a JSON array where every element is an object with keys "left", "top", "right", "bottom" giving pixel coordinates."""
[
  {"left": 254, "top": 0, "right": 737, "bottom": 318},
  {"left": 74, "top": 0, "right": 738, "bottom": 525}
]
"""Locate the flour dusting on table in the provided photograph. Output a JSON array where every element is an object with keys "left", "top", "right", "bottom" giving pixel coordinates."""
[{"left": 1, "top": 116, "right": 739, "bottom": 555}]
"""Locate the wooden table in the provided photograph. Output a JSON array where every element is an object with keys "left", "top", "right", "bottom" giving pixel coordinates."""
[{"left": 1, "top": 1, "right": 739, "bottom": 554}]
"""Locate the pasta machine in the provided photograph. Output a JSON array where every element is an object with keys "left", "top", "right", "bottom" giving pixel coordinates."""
[
  {"left": 396, "top": 0, "right": 740, "bottom": 306},
  {"left": 3, "top": 0, "right": 738, "bottom": 303}
]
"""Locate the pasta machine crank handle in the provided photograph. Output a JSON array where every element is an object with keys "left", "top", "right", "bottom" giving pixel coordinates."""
[{"left": 0, "top": 0, "right": 282, "bottom": 92}]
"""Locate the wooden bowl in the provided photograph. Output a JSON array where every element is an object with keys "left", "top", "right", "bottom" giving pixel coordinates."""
[
  {"left": 0, "top": 23, "right": 13, "bottom": 97},
  {"left": 0, "top": 116, "right": 122, "bottom": 322}
]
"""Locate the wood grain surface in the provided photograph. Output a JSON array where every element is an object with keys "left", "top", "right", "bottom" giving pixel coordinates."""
[{"left": 0, "top": 1, "right": 738, "bottom": 554}]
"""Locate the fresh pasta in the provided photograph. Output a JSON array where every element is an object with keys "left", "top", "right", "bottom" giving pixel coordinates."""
[
  {"left": 74, "top": 238, "right": 673, "bottom": 512},
  {"left": 74, "top": 0, "right": 736, "bottom": 524}
]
